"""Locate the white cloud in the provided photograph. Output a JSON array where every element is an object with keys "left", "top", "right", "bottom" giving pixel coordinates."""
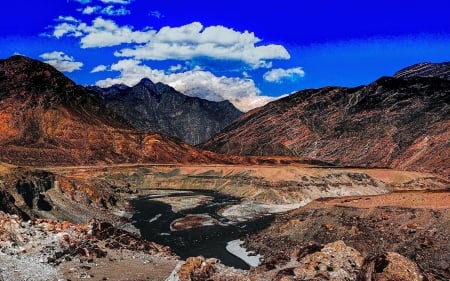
[
  {"left": 263, "top": 67, "right": 305, "bottom": 83},
  {"left": 115, "top": 22, "right": 290, "bottom": 68},
  {"left": 168, "top": 64, "right": 184, "bottom": 73},
  {"left": 91, "top": 64, "right": 108, "bottom": 73},
  {"left": 56, "top": 16, "right": 80, "bottom": 23},
  {"left": 80, "top": 6, "right": 99, "bottom": 15},
  {"left": 95, "top": 59, "right": 277, "bottom": 111},
  {"left": 77, "top": 5, "right": 129, "bottom": 16},
  {"left": 51, "top": 17, "right": 155, "bottom": 48},
  {"left": 50, "top": 18, "right": 290, "bottom": 68},
  {"left": 52, "top": 22, "right": 84, "bottom": 38},
  {"left": 100, "top": 0, "right": 133, "bottom": 4},
  {"left": 101, "top": 5, "right": 130, "bottom": 16},
  {"left": 39, "top": 51, "right": 83, "bottom": 73}
]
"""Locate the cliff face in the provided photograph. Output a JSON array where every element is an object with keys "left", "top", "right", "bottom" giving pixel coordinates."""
[
  {"left": 90, "top": 79, "right": 242, "bottom": 145},
  {"left": 0, "top": 55, "right": 230, "bottom": 166},
  {"left": 201, "top": 76, "right": 450, "bottom": 177}
]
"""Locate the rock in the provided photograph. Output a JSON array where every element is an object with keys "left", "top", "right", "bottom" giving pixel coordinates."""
[
  {"left": 358, "top": 252, "right": 423, "bottom": 281},
  {"left": 177, "top": 256, "right": 218, "bottom": 281},
  {"left": 292, "top": 240, "right": 364, "bottom": 280},
  {"left": 167, "top": 256, "right": 250, "bottom": 281}
]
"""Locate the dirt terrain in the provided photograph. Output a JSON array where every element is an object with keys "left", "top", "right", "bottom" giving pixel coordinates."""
[
  {"left": 0, "top": 162, "right": 448, "bottom": 280},
  {"left": 244, "top": 190, "right": 450, "bottom": 280}
]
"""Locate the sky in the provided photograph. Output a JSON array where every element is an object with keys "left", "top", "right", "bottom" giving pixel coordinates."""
[{"left": 1, "top": 0, "right": 450, "bottom": 111}]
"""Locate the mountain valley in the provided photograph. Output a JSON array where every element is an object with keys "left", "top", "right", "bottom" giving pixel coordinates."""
[{"left": 0, "top": 56, "right": 449, "bottom": 281}]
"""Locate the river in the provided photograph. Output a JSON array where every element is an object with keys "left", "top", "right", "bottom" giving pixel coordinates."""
[{"left": 131, "top": 190, "right": 274, "bottom": 269}]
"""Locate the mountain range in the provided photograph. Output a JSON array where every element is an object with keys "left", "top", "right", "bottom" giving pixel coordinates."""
[
  {"left": 89, "top": 79, "right": 242, "bottom": 145},
  {"left": 0, "top": 55, "right": 232, "bottom": 166},
  {"left": 201, "top": 74, "right": 450, "bottom": 177},
  {"left": 0, "top": 55, "right": 449, "bottom": 178}
]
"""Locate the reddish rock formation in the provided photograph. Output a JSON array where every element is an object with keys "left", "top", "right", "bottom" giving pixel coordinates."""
[
  {"left": 201, "top": 75, "right": 450, "bottom": 178},
  {"left": 0, "top": 56, "right": 324, "bottom": 167},
  {"left": 0, "top": 56, "right": 235, "bottom": 166}
]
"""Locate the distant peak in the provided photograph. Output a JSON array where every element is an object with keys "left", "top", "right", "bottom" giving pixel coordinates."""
[{"left": 137, "top": 78, "right": 155, "bottom": 87}]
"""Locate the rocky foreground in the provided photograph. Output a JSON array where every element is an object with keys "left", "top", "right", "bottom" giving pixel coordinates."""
[{"left": 0, "top": 211, "right": 176, "bottom": 281}]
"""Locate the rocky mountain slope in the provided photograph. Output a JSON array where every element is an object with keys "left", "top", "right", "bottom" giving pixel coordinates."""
[
  {"left": 0, "top": 55, "right": 244, "bottom": 166},
  {"left": 90, "top": 79, "right": 242, "bottom": 145},
  {"left": 243, "top": 190, "right": 450, "bottom": 280},
  {"left": 394, "top": 61, "right": 450, "bottom": 80},
  {"left": 201, "top": 75, "right": 450, "bottom": 177}
]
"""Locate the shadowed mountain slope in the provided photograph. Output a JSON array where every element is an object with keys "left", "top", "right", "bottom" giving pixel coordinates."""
[{"left": 89, "top": 79, "right": 242, "bottom": 145}]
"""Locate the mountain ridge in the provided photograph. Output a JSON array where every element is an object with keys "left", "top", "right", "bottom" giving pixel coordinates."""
[
  {"left": 89, "top": 77, "right": 243, "bottom": 145},
  {"left": 201, "top": 74, "right": 450, "bottom": 177},
  {"left": 394, "top": 61, "right": 450, "bottom": 80},
  {"left": 0, "top": 55, "right": 233, "bottom": 166}
]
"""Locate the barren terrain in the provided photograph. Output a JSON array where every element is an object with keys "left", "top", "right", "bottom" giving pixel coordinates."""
[{"left": 1, "top": 162, "right": 448, "bottom": 280}]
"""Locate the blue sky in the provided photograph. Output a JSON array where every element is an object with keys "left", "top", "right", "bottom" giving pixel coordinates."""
[{"left": 1, "top": 0, "right": 450, "bottom": 111}]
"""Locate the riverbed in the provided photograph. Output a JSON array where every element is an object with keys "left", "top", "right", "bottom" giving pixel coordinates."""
[{"left": 131, "top": 190, "right": 274, "bottom": 269}]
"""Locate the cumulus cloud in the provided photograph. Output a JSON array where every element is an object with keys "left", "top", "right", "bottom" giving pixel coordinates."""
[
  {"left": 91, "top": 64, "right": 108, "bottom": 73},
  {"left": 50, "top": 18, "right": 290, "bottom": 68},
  {"left": 95, "top": 59, "right": 277, "bottom": 111},
  {"left": 39, "top": 51, "right": 83, "bottom": 73},
  {"left": 263, "top": 67, "right": 305, "bottom": 83},
  {"left": 115, "top": 22, "right": 290, "bottom": 68},
  {"left": 51, "top": 17, "right": 155, "bottom": 48}
]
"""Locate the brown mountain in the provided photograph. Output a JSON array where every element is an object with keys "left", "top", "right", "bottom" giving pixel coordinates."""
[
  {"left": 201, "top": 75, "right": 450, "bottom": 177},
  {"left": 0, "top": 55, "right": 234, "bottom": 166}
]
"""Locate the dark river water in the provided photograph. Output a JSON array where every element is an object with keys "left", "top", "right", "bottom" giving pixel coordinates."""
[{"left": 131, "top": 190, "right": 274, "bottom": 269}]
